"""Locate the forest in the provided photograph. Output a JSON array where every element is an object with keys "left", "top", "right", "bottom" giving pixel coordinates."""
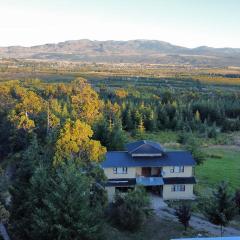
[{"left": 0, "top": 63, "right": 240, "bottom": 239}]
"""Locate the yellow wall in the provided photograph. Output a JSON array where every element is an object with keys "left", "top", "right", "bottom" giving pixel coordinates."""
[
  {"left": 104, "top": 166, "right": 193, "bottom": 178},
  {"left": 104, "top": 167, "right": 136, "bottom": 179},
  {"left": 162, "top": 184, "right": 194, "bottom": 200},
  {"left": 162, "top": 166, "right": 193, "bottom": 178}
]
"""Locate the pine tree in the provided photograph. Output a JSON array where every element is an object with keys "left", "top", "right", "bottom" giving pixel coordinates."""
[
  {"left": 10, "top": 134, "right": 43, "bottom": 239},
  {"left": 28, "top": 163, "right": 105, "bottom": 240},
  {"left": 108, "top": 119, "right": 127, "bottom": 150},
  {"left": 204, "top": 181, "right": 236, "bottom": 236}
]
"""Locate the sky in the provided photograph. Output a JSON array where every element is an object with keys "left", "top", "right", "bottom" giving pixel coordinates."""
[{"left": 0, "top": 0, "right": 240, "bottom": 48}]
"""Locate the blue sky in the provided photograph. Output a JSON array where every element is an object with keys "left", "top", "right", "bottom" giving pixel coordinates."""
[{"left": 0, "top": 0, "right": 240, "bottom": 47}]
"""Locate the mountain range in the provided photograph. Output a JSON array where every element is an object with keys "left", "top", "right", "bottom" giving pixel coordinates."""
[{"left": 1, "top": 39, "right": 240, "bottom": 67}]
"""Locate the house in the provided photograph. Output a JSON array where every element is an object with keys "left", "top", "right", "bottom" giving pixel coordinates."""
[{"left": 101, "top": 140, "right": 196, "bottom": 201}]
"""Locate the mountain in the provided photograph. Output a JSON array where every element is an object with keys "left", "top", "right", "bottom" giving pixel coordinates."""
[{"left": 1, "top": 39, "right": 240, "bottom": 67}]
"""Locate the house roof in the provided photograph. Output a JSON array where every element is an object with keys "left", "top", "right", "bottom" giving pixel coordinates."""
[
  {"left": 125, "top": 140, "right": 164, "bottom": 155},
  {"left": 101, "top": 150, "right": 196, "bottom": 168}
]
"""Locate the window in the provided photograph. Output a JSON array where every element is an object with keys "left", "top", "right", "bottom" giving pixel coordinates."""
[
  {"left": 175, "top": 166, "right": 184, "bottom": 173},
  {"left": 170, "top": 166, "right": 184, "bottom": 173},
  {"left": 171, "top": 184, "right": 185, "bottom": 192},
  {"left": 113, "top": 167, "right": 128, "bottom": 174}
]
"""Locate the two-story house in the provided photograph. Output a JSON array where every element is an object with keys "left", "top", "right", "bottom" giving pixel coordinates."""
[{"left": 101, "top": 140, "right": 196, "bottom": 201}]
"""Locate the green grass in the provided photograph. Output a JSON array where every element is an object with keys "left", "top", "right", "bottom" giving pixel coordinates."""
[
  {"left": 129, "top": 131, "right": 179, "bottom": 146},
  {"left": 104, "top": 216, "right": 208, "bottom": 240},
  {"left": 195, "top": 146, "right": 240, "bottom": 195}
]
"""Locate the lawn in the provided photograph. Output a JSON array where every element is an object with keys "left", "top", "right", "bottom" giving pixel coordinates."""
[
  {"left": 129, "top": 131, "right": 180, "bottom": 147},
  {"left": 195, "top": 146, "right": 240, "bottom": 195},
  {"left": 104, "top": 216, "right": 208, "bottom": 240}
]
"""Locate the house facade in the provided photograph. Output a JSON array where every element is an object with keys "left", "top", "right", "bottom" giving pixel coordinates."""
[{"left": 101, "top": 140, "right": 196, "bottom": 201}]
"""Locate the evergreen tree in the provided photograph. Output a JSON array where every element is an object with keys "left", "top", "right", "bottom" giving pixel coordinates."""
[
  {"left": 28, "top": 163, "right": 105, "bottom": 240},
  {"left": 186, "top": 137, "right": 206, "bottom": 165},
  {"left": 10, "top": 134, "right": 43, "bottom": 239},
  {"left": 235, "top": 189, "right": 240, "bottom": 214},
  {"left": 204, "top": 182, "right": 236, "bottom": 236},
  {"left": 110, "top": 186, "right": 151, "bottom": 231},
  {"left": 108, "top": 119, "right": 127, "bottom": 150},
  {"left": 123, "top": 108, "right": 134, "bottom": 131}
]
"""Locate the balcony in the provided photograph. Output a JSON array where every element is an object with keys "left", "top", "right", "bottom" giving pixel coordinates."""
[{"left": 136, "top": 176, "right": 164, "bottom": 186}]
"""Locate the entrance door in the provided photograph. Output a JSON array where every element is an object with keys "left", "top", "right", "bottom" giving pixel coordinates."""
[{"left": 141, "top": 167, "right": 151, "bottom": 177}]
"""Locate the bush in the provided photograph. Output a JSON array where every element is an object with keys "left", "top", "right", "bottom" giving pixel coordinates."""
[
  {"left": 175, "top": 203, "right": 192, "bottom": 231},
  {"left": 109, "top": 186, "right": 151, "bottom": 231}
]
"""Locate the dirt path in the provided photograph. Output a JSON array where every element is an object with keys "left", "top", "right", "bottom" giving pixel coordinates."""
[{"left": 154, "top": 206, "right": 240, "bottom": 237}]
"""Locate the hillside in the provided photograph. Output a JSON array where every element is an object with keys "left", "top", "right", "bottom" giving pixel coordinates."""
[{"left": 1, "top": 39, "right": 240, "bottom": 67}]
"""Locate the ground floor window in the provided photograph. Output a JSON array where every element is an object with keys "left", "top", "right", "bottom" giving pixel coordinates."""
[
  {"left": 115, "top": 186, "right": 133, "bottom": 193},
  {"left": 171, "top": 184, "right": 185, "bottom": 192}
]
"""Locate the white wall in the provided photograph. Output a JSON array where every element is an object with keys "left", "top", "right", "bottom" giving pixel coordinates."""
[
  {"left": 162, "top": 166, "right": 193, "bottom": 178},
  {"left": 104, "top": 167, "right": 136, "bottom": 179},
  {"left": 162, "top": 184, "right": 194, "bottom": 200}
]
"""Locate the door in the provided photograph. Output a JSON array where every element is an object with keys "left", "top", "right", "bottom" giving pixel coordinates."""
[{"left": 141, "top": 167, "right": 151, "bottom": 177}]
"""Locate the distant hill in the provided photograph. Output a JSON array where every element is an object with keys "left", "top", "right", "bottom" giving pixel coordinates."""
[{"left": 1, "top": 39, "right": 240, "bottom": 67}]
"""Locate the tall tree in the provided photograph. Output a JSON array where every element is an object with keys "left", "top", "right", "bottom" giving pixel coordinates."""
[
  {"left": 10, "top": 135, "right": 43, "bottom": 239},
  {"left": 186, "top": 136, "right": 206, "bottom": 165},
  {"left": 54, "top": 119, "right": 106, "bottom": 166},
  {"left": 71, "top": 78, "right": 103, "bottom": 124},
  {"left": 204, "top": 182, "right": 236, "bottom": 236},
  {"left": 175, "top": 203, "right": 192, "bottom": 231},
  {"left": 28, "top": 163, "right": 105, "bottom": 240}
]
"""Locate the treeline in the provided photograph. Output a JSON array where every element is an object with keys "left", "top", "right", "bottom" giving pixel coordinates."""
[
  {"left": 0, "top": 77, "right": 240, "bottom": 239},
  {"left": 96, "top": 81, "right": 240, "bottom": 135}
]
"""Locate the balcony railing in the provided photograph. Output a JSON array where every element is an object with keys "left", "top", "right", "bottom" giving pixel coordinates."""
[{"left": 136, "top": 176, "right": 164, "bottom": 186}]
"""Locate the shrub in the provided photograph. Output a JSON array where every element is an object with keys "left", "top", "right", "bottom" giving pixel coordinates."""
[
  {"left": 109, "top": 186, "right": 151, "bottom": 231},
  {"left": 175, "top": 203, "right": 192, "bottom": 231}
]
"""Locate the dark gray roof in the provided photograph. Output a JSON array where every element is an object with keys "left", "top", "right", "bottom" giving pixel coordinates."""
[
  {"left": 125, "top": 140, "right": 164, "bottom": 154},
  {"left": 101, "top": 151, "right": 196, "bottom": 168},
  {"left": 163, "top": 177, "right": 196, "bottom": 185}
]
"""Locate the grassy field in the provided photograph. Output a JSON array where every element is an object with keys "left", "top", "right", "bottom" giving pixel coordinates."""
[
  {"left": 195, "top": 146, "right": 240, "bottom": 194},
  {"left": 104, "top": 216, "right": 208, "bottom": 240}
]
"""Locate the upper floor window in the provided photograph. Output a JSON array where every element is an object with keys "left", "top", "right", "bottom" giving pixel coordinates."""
[
  {"left": 113, "top": 167, "right": 128, "bottom": 174},
  {"left": 171, "top": 184, "right": 185, "bottom": 192},
  {"left": 170, "top": 166, "right": 184, "bottom": 173}
]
